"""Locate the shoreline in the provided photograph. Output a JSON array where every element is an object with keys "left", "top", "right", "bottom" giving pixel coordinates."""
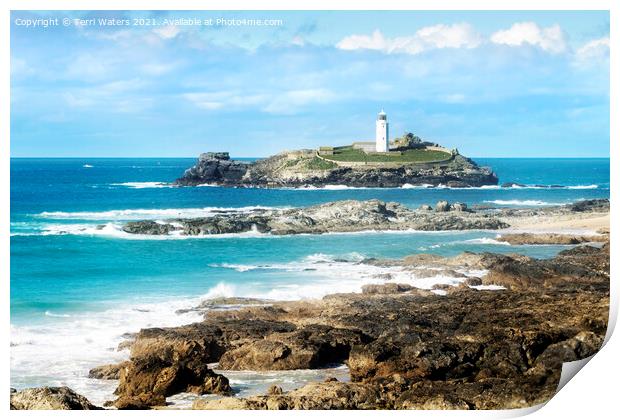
[{"left": 10, "top": 200, "right": 610, "bottom": 410}]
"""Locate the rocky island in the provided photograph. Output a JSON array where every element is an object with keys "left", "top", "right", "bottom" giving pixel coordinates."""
[{"left": 174, "top": 132, "right": 498, "bottom": 188}]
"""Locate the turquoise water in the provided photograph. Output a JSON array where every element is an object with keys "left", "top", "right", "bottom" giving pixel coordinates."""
[{"left": 9, "top": 157, "right": 610, "bottom": 402}]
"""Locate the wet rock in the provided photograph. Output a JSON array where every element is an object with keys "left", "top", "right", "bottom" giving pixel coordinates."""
[
  {"left": 89, "top": 361, "right": 130, "bottom": 380},
  {"left": 498, "top": 233, "right": 606, "bottom": 245},
  {"left": 105, "top": 242, "right": 608, "bottom": 410},
  {"left": 10, "top": 387, "right": 101, "bottom": 410},
  {"left": 192, "top": 382, "right": 384, "bottom": 410},
  {"left": 569, "top": 199, "right": 610, "bottom": 213},
  {"left": 122, "top": 221, "right": 177, "bottom": 235},
  {"left": 465, "top": 277, "right": 483, "bottom": 286},
  {"left": 501, "top": 182, "right": 527, "bottom": 188},
  {"left": 451, "top": 202, "right": 467, "bottom": 212},
  {"left": 113, "top": 353, "right": 231, "bottom": 409},
  {"left": 218, "top": 324, "right": 367, "bottom": 370},
  {"left": 361, "top": 283, "right": 415, "bottom": 295},
  {"left": 267, "top": 385, "right": 283, "bottom": 395},
  {"left": 175, "top": 152, "right": 248, "bottom": 187},
  {"left": 435, "top": 200, "right": 451, "bottom": 212},
  {"left": 121, "top": 199, "right": 510, "bottom": 236}
]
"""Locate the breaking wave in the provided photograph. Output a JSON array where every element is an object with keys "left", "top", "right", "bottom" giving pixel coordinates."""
[
  {"left": 484, "top": 199, "right": 565, "bottom": 206},
  {"left": 36, "top": 206, "right": 285, "bottom": 221},
  {"left": 110, "top": 182, "right": 174, "bottom": 189}
]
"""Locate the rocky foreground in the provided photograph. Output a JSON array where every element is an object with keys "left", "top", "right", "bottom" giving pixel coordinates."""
[
  {"left": 121, "top": 199, "right": 508, "bottom": 236},
  {"left": 119, "top": 198, "right": 609, "bottom": 237},
  {"left": 173, "top": 151, "right": 498, "bottom": 188},
  {"left": 25, "top": 236, "right": 602, "bottom": 410}
]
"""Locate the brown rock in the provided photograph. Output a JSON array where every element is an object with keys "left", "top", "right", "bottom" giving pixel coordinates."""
[
  {"left": 10, "top": 387, "right": 101, "bottom": 410},
  {"left": 218, "top": 324, "right": 366, "bottom": 370},
  {"left": 89, "top": 361, "right": 129, "bottom": 380}
]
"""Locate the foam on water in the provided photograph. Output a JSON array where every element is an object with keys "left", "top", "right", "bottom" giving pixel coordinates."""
[
  {"left": 11, "top": 295, "right": 207, "bottom": 406},
  {"left": 37, "top": 205, "right": 286, "bottom": 221},
  {"left": 484, "top": 199, "right": 566, "bottom": 206},
  {"left": 10, "top": 250, "right": 493, "bottom": 406},
  {"left": 210, "top": 252, "right": 488, "bottom": 301},
  {"left": 111, "top": 181, "right": 174, "bottom": 189}
]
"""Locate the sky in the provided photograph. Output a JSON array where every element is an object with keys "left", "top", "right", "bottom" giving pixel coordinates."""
[{"left": 10, "top": 10, "right": 610, "bottom": 158}]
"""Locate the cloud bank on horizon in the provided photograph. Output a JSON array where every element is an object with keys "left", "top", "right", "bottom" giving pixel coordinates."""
[{"left": 10, "top": 11, "right": 609, "bottom": 157}]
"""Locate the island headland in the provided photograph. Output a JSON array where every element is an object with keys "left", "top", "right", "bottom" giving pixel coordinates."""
[{"left": 174, "top": 115, "right": 498, "bottom": 189}]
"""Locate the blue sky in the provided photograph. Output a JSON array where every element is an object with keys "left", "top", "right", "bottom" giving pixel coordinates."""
[{"left": 10, "top": 10, "right": 610, "bottom": 157}]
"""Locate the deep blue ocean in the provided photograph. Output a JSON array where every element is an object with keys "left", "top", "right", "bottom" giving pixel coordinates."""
[{"left": 9, "top": 157, "right": 610, "bottom": 404}]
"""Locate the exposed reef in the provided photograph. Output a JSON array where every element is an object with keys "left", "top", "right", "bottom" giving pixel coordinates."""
[
  {"left": 88, "top": 239, "right": 609, "bottom": 409},
  {"left": 121, "top": 199, "right": 507, "bottom": 236},
  {"left": 119, "top": 199, "right": 609, "bottom": 238}
]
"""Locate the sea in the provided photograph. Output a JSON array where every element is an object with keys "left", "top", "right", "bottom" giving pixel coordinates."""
[{"left": 9, "top": 157, "right": 610, "bottom": 406}]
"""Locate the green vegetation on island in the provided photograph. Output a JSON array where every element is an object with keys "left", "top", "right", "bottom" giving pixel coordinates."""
[{"left": 321, "top": 145, "right": 452, "bottom": 163}]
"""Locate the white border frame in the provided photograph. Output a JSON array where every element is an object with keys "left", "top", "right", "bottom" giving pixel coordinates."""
[{"left": 3, "top": 1, "right": 616, "bottom": 418}]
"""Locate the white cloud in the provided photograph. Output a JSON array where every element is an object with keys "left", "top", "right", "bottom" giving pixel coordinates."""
[
  {"left": 62, "top": 78, "right": 151, "bottom": 113},
  {"left": 490, "top": 22, "right": 567, "bottom": 54},
  {"left": 291, "top": 36, "right": 305, "bottom": 46},
  {"left": 574, "top": 37, "right": 609, "bottom": 64},
  {"left": 140, "top": 61, "right": 179, "bottom": 76},
  {"left": 153, "top": 25, "right": 180, "bottom": 40},
  {"left": 11, "top": 57, "right": 36, "bottom": 78},
  {"left": 263, "top": 88, "right": 335, "bottom": 114},
  {"left": 336, "top": 24, "right": 483, "bottom": 55},
  {"left": 440, "top": 93, "right": 466, "bottom": 104},
  {"left": 183, "top": 88, "right": 336, "bottom": 114}
]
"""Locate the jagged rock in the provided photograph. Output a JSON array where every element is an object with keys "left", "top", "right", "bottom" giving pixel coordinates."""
[
  {"left": 465, "top": 277, "right": 483, "bottom": 286},
  {"left": 103, "top": 241, "right": 608, "bottom": 409},
  {"left": 176, "top": 152, "right": 248, "bottom": 186},
  {"left": 569, "top": 199, "right": 609, "bottom": 212},
  {"left": 418, "top": 204, "right": 433, "bottom": 211},
  {"left": 361, "top": 283, "right": 415, "bottom": 295},
  {"left": 193, "top": 396, "right": 251, "bottom": 410},
  {"left": 435, "top": 200, "right": 451, "bottom": 212},
  {"left": 452, "top": 202, "right": 467, "bottom": 212},
  {"left": 89, "top": 361, "right": 130, "bottom": 380},
  {"left": 498, "top": 233, "right": 606, "bottom": 245},
  {"left": 121, "top": 199, "right": 510, "bottom": 236},
  {"left": 218, "top": 324, "right": 367, "bottom": 370},
  {"left": 267, "top": 385, "right": 283, "bottom": 395},
  {"left": 192, "top": 382, "right": 384, "bottom": 410},
  {"left": 10, "top": 387, "right": 101, "bottom": 410},
  {"left": 122, "top": 221, "right": 176, "bottom": 235},
  {"left": 112, "top": 353, "right": 231, "bottom": 409}
]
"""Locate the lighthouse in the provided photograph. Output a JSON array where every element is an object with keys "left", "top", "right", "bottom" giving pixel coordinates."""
[{"left": 375, "top": 109, "right": 389, "bottom": 152}]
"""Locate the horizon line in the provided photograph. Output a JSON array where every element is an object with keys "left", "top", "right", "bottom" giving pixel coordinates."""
[{"left": 9, "top": 156, "right": 612, "bottom": 159}]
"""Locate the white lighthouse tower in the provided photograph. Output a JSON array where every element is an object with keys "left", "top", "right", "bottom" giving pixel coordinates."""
[{"left": 375, "top": 109, "right": 389, "bottom": 152}]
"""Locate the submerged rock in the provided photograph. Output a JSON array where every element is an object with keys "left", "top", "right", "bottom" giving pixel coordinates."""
[{"left": 10, "top": 387, "right": 101, "bottom": 410}]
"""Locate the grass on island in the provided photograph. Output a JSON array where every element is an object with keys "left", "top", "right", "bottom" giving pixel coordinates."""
[
  {"left": 321, "top": 146, "right": 452, "bottom": 163},
  {"left": 281, "top": 156, "right": 338, "bottom": 171}
]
